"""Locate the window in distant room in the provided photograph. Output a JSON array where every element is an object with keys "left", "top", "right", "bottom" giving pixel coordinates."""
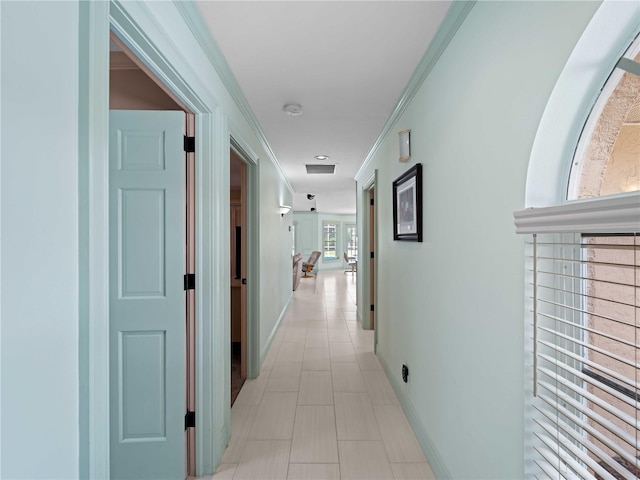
[
  {"left": 323, "top": 222, "right": 338, "bottom": 260},
  {"left": 291, "top": 224, "right": 296, "bottom": 257},
  {"left": 346, "top": 224, "right": 358, "bottom": 259}
]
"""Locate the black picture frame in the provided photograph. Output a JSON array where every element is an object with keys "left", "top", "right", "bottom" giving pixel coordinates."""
[{"left": 392, "top": 163, "right": 422, "bottom": 242}]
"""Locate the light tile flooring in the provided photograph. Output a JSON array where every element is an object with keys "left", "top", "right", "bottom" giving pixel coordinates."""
[{"left": 208, "top": 270, "right": 435, "bottom": 480}]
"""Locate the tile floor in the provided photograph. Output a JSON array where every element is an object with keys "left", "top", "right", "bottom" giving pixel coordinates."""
[{"left": 208, "top": 270, "right": 435, "bottom": 480}]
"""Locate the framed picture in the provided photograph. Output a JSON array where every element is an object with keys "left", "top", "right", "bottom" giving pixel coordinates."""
[{"left": 392, "top": 163, "right": 422, "bottom": 242}]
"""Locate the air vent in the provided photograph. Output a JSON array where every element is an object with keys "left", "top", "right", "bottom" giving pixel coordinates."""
[{"left": 306, "top": 164, "right": 336, "bottom": 174}]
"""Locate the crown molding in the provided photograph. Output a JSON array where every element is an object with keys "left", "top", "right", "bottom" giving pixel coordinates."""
[
  {"left": 355, "top": 0, "right": 476, "bottom": 181},
  {"left": 174, "top": 1, "right": 294, "bottom": 193}
]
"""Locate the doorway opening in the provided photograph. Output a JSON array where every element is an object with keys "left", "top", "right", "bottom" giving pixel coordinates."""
[
  {"left": 109, "top": 33, "right": 196, "bottom": 478},
  {"left": 230, "top": 149, "right": 247, "bottom": 405},
  {"left": 368, "top": 187, "right": 376, "bottom": 331},
  {"left": 361, "top": 172, "right": 378, "bottom": 351}
]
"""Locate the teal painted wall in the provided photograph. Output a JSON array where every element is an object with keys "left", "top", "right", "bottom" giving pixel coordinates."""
[
  {"left": 258, "top": 160, "right": 294, "bottom": 357},
  {"left": 293, "top": 212, "right": 318, "bottom": 256},
  {"left": 355, "top": 2, "right": 601, "bottom": 478},
  {"left": 1, "top": 2, "right": 80, "bottom": 478},
  {"left": 1, "top": 0, "right": 295, "bottom": 477},
  {"left": 293, "top": 212, "right": 356, "bottom": 271}
]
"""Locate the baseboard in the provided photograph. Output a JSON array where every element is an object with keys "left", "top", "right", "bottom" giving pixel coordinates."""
[
  {"left": 378, "top": 354, "right": 452, "bottom": 479},
  {"left": 260, "top": 293, "right": 292, "bottom": 366}
]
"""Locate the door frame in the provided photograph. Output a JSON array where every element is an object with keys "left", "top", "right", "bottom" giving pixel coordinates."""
[
  {"left": 360, "top": 171, "right": 378, "bottom": 347},
  {"left": 79, "top": 1, "right": 228, "bottom": 477},
  {"left": 230, "top": 137, "right": 260, "bottom": 379},
  {"left": 109, "top": 32, "right": 197, "bottom": 475}
]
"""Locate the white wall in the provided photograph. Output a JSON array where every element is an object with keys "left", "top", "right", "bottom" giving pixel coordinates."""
[
  {"left": 1, "top": 2, "right": 80, "bottom": 478},
  {"left": 355, "top": 1, "right": 601, "bottom": 478}
]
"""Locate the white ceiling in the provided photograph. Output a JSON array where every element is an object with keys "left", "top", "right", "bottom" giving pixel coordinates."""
[{"left": 196, "top": 1, "right": 451, "bottom": 214}]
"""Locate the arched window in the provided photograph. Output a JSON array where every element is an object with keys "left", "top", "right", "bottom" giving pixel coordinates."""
[
  {"left": 569, "top": 36, "right": 640, "bottom": 199},
  {"left": 515, "top": 10, "right": 640, "bottom": 479}
]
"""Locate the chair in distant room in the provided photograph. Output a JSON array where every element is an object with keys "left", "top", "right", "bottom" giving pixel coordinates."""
[
  {"left": 344, "top": 252, "right": 357, "bottom": 274},
  {"left": 292, "top": 253, "right": 303, "bottom": 290},
  {"left": 302, "top": 251, "right": 321, "bottom": 278}
]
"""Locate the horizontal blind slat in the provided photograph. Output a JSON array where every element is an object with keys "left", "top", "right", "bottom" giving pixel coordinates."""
[
  {"left": 537, "top": 326, "right": 639, "bottom": 371},
  {"left": 537, "top": 368, "right": 639, "bottom": 428},
  {"left": 536, "top": 281, "right": 639, "bottom": 308},
  {"left": 536, "top": 382, "right": 639, "bottom": 450},
  {"left": 536, "top": 393, "right": 640, "bottom": 469},
  {"left": 537, "top": 416, "right": 627, "bottom": 480},
  {"left": 537, "top": 300, "right": 638, "bottom": 334},
  {"left": 534, "top": 432, "right": 595, "bottom": 479},
  {"left": 535, "top": 312, "right": 637, "bottom": 349},
  {"left": 540, "top": 376, "right": 638, "bottom": 449},
  {"left": 537, "top": 339, "right": 639, "bottom": 391},
  {"left": 534, "top": 449, "right": 572, "bottom": 480}
]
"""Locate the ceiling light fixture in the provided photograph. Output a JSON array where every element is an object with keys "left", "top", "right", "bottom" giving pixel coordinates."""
[
  {"left": 398, "top": 129, "right": 411, "bottom": 162},
  {"left": 314, "top": 155, "right": 329, "bottom": 161},
  {"left": 279, "top": 205, "right": 291, "bottom": 217},
  {"left": 283, "top": 103, "right": 303, "bottom": 116}
]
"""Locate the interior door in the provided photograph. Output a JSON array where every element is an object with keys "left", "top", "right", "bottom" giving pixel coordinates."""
[
  {"left": 109, "top": 110, "right": 185, "bottom": 480},
  {"left": 369, "top": 188, "right": 375, "bottom": 330},
  {"left": 239, "top": 160, "right": 248, "bottom": 380}
]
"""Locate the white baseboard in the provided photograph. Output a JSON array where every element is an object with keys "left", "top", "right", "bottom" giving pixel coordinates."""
[
  {"left": 260, "top": 293, "right": 292, "bottom": 366},
  {"left": 378, "top": 354, "right": 452, "bottom": 479}
]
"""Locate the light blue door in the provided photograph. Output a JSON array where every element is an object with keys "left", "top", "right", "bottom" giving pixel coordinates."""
[{"left": 109, "top": 111, "right": 185, "bottom": 479}]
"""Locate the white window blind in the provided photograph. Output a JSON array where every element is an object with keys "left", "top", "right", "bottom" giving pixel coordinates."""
[{"left": 514, "top": 194, "right": 640, "bottom": 479}]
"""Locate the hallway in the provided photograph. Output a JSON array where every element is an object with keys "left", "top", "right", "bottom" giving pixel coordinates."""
[{"left": 210, "top": 271, "right": 435, "bottom": 479}]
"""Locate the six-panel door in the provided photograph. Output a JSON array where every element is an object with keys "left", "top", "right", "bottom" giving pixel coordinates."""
[{"left": 109, "top": 110, "right": 185, "bottom": 480}]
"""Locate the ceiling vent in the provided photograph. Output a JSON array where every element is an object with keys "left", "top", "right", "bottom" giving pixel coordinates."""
[{"left": 306, "top": 164, "right": 336, "bottom": 174}]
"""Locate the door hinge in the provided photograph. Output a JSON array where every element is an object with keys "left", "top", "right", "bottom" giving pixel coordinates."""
[
  {"left": 242, "top": 278, "right": 247, "bottom": 285},
  {"left": 370, "top": 198, "right": 374, "bottom": 206},
  {"left": 184, "top": 273, "right": 195, "bottom": 290},
  {"left": 370, "top": 251, "right": 374, "bottom": 259},
  {"left": 370, "top": 304, "right": 375, "bottom": 312},
  {"left": 184, "top": 136, "right": 195, "bottom": 153},
  {"left": 185, "top": 411, "right": 196, "bottom": 430}
]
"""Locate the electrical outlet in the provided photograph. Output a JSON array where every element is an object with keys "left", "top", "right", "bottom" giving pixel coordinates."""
[{"left": 402, "top": 364, "right": 409, "bottom": 383}]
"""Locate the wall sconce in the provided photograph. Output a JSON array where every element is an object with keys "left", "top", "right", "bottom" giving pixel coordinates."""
[
  {"left": 398, "top": 129, "right": 411, "bottom": 162},
  {"left": 279, "top": 205, "right": 291, "bottom": 217}
]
